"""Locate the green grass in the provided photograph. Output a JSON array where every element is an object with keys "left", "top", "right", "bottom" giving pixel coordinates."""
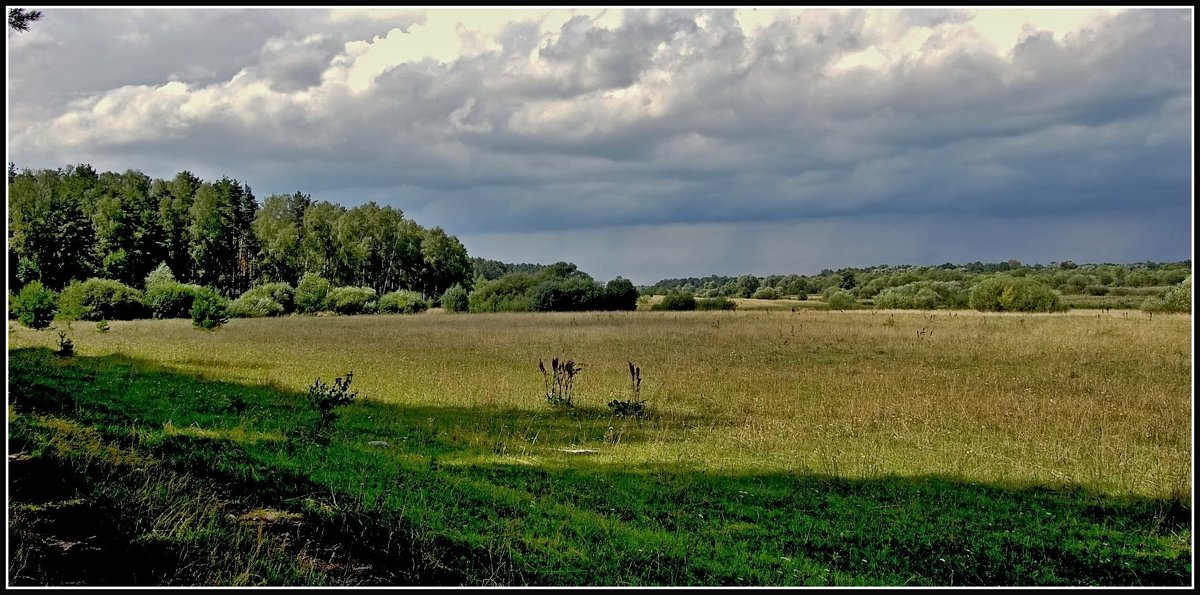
[{"left": 6, "top": 309, "right": 1193, "bottom": 585}]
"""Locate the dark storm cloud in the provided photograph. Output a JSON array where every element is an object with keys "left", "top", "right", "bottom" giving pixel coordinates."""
[{"left": 7, "top": 8, "right": 1191, "bottom": 280}]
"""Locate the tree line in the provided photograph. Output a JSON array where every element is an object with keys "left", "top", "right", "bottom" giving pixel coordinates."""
[
  {"left": 7, "top": 164, "right": 473, "bottom": 299},
  {"left": 644, "top": 261, "right": 1192, "bottom": 301}
]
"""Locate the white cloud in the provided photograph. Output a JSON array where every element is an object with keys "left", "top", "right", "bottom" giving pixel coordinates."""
[{"left": 7, "top": 8, "right": 1190, "bottom": 279}]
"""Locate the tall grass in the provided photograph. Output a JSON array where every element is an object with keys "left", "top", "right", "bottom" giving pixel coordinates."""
[{"left": 9, "top": 308, "right": 1190, "bottom": 500}]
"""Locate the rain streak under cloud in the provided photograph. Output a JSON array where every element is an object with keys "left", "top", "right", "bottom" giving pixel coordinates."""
[{"left": 7, "top": 8, "right": 1192, "bottom": 284}]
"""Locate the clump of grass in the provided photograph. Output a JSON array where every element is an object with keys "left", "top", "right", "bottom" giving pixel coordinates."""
[
  {"left": 539, "top": 358, "right": 581, "bottom": 408},
  {"left": 95, "top": 320, "right": 110, "bottom": 333},
  {"left": 609, "top": 361, "right": 647, "bottom": 418}
]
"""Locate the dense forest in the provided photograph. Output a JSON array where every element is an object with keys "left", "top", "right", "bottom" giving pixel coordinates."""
[{"left": 7, "top": 164, "right": 473, "bottom": 298}]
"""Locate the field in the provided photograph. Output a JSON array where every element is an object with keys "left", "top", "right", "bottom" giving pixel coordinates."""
[{"left": 7, "top": 309, "right": 1193, "bottom": 585}]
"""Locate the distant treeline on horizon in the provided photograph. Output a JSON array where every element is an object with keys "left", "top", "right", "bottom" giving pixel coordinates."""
[{"left": 641, "top": 259, "right": 1192, "bottom": 301}]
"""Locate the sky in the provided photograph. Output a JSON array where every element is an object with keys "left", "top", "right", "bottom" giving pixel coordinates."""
[{"left": 6, "top": 7, "right": 1193, "bottom": 284}]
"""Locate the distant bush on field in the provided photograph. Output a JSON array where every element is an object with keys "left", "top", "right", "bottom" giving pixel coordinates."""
[
  {"left": 57, "top": 278, "right": 146, "bottom": 321},
  {"left": 824, "top": 288, "right": 856, "bottom": 310},
  {"left": 295, "top": 273, "right": 332, "bottom": 314},
  {"left": 696, "top": 296, "right": 737, "bottom": 311},
  {"left": 12, "top": 281, "right": 57, "bottom": 329},
  {"left": 146, "top": 281, "right": 206, "bottom": 319},
  {"left": 229, "top": 283, "right": 294, "bottom": 318},
  {"left": 379, "top": 290, "right": 429, "bottom": 314},
  {"left": 874, "top": 281, "right": 968, "bottom": 310},
  {"left": 652, "top": 291, "right": 696, "bottom": 311},
  {"left": 440, "top": 284, "right": 470, "bottom": 313},
  {"left": 190, "top": 289, "right": 229, "bottom": 330},
  {"left": 1141, "top": 276, "right": 1191, "bottom": 313},
  {"left": 969, "top": 276, "right": 1065, "bottom": 313},
  {"left": 752, "top": 287, "right": 780, "bottom": 300},
  {"left": 325, "top": 286, "right": 378, "bottom": 315}
]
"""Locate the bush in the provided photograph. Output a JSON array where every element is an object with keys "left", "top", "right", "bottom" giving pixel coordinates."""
[
  {"left": 469, "top": 274, "right": 537, "bottom": 313},
  {"left": 530, "top": 276, "right": 604, "bottom": 312},
  {"left": 440, "top": 284, "right": 469, "bottom": 313},
  {"left": 302, "top": 371, "right": 359, "bottom": 443},
  {"left": 295, "top": 273, "right": 332, "bottom": 314},
  {"left": 752, "top": 286, "right": 780, "bottom": 300},
  {"left": 379, "top": 290, "right": 429, "bottom": 314},
  {"left": 696, "top": 296, "right": 737, "bottom": 311},
  {"left": 325, "top": 286, "right": 378, "bottom": 315},
  {"left": 227, "top": 283, "right": 294, "bottom": 318},
  {"left": 191, "top": 289, "right": 229, "bottom": 330},
  {"left": 652, "top": 291, "right": 696, "bottom": 311},
  {"left": 873, "top": 281, "right": 968, "bottom": 310},
  {"left": 228, "top": 294, "right": 285, "bottom": 318},
  {"left": 825, "top": 288, "right": 856, "bottom": 310},
  {"left": 12, "top": 281, "right": 58, "bottom": 329},
  {"left": 239, "top": 283, "right": 295, "bottom": 313},
  {"left": 56, "top": 330, "right": 74, "bottom": 358},
  {"left": 603, "top": 277, "right": 639, "bottom": 311},
  {"left": 969, "top": 276, "right": 1064, "bottom": 312},
  {"left": 57, "top": 278, "right": 146, "bottom": 321},
  {"left": 1142, "top": 276, "right": 1191, "bottom": 313},
  {"left": 145, "top": 282, "right": 205, "bottom": 319}
]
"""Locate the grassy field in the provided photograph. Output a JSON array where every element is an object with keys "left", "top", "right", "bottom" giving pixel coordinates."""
[{"left": 7, "top": 309, "right": 1193, "bottom": 585}]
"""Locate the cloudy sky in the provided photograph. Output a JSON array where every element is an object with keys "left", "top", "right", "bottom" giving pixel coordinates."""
[{"left": 6, "top": 7, "right": 1193, "bottom": 284}]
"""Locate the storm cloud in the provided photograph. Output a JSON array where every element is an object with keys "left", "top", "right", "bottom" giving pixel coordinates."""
[{"left": 7, "top": 8, "right": 1192, "bottom": 284}]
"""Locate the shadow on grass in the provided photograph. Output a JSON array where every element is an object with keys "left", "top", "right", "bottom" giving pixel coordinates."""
[{"left": 7, "top": 348, "right": 1192, "bottom": 586}]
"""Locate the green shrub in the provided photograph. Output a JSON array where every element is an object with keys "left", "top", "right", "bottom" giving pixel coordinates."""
[
  {"left": 469, "top": 274, "right": 537, "bottom": 313},
  {"left": 1141, "top": 276, "right": 1191, "bottom": 313},
  {"left": 56, "top": 330, "right": 74, "bottom": 358},
  {"left": 696, "top": 296, "right": 737, "bottom": 311},
  {"left": 825, "top": 288, "right": 856, "bottom": 310},
  {"left": 603, "top": 277, "right": 639, "bottom": 311},
  {"left": 439, "top": 284, "right": 470, "bottom": 313},
  {"left": 239, "top": 283, "right": 295, "bottom": 313},
  {"left": 228, "top": 295, "right": 285, "bottom": 318},
  {"left": 57, "top": 278, "right": 146, "bottom": 321},
  {"left": 379, "top": 290, "right": 429, "bottom": 314},
  {"left": 295, "top": 273, "right": 332, "bottom": 314},
  {"left": 309, "top": 371, "right": 358, "bottom": 421},
  {"left": 325, "top": 286, "right": 377, "bottom": 315},
  {"left": 227, "top": 283, "right": 294, "bottom": 318},
  {"left": 969, "top": 276, "right": 1064, "bottom": 312},
  {"left": 873, "top": 281, "right": 968, "bottom": 310},
  {"left": 145, "top": 282, "right": 205, "bottom": 319},
  {"left": 530, "top": 276, "right": 604, "bottom": 312},
  {"left": 12, "top": 281, "right": 58, "bottom": 329},
  {"left": 191, "top": 289, "right": 229, "bottom": 330},
  {"left": 652, "top": 290, "right": 696, "bottom": 311},
  {"left": 752, "top": 286, "right": 780, "bottom": 300}
]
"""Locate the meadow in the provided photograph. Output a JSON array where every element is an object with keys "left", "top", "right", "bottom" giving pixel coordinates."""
[{"left": 7, "top": 307, "right": 1193, "bottom": 585}]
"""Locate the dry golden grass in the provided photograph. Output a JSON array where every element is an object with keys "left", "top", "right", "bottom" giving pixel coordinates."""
[{"left": 9, "top": 308, "right": 1191, "bottom": 499}]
